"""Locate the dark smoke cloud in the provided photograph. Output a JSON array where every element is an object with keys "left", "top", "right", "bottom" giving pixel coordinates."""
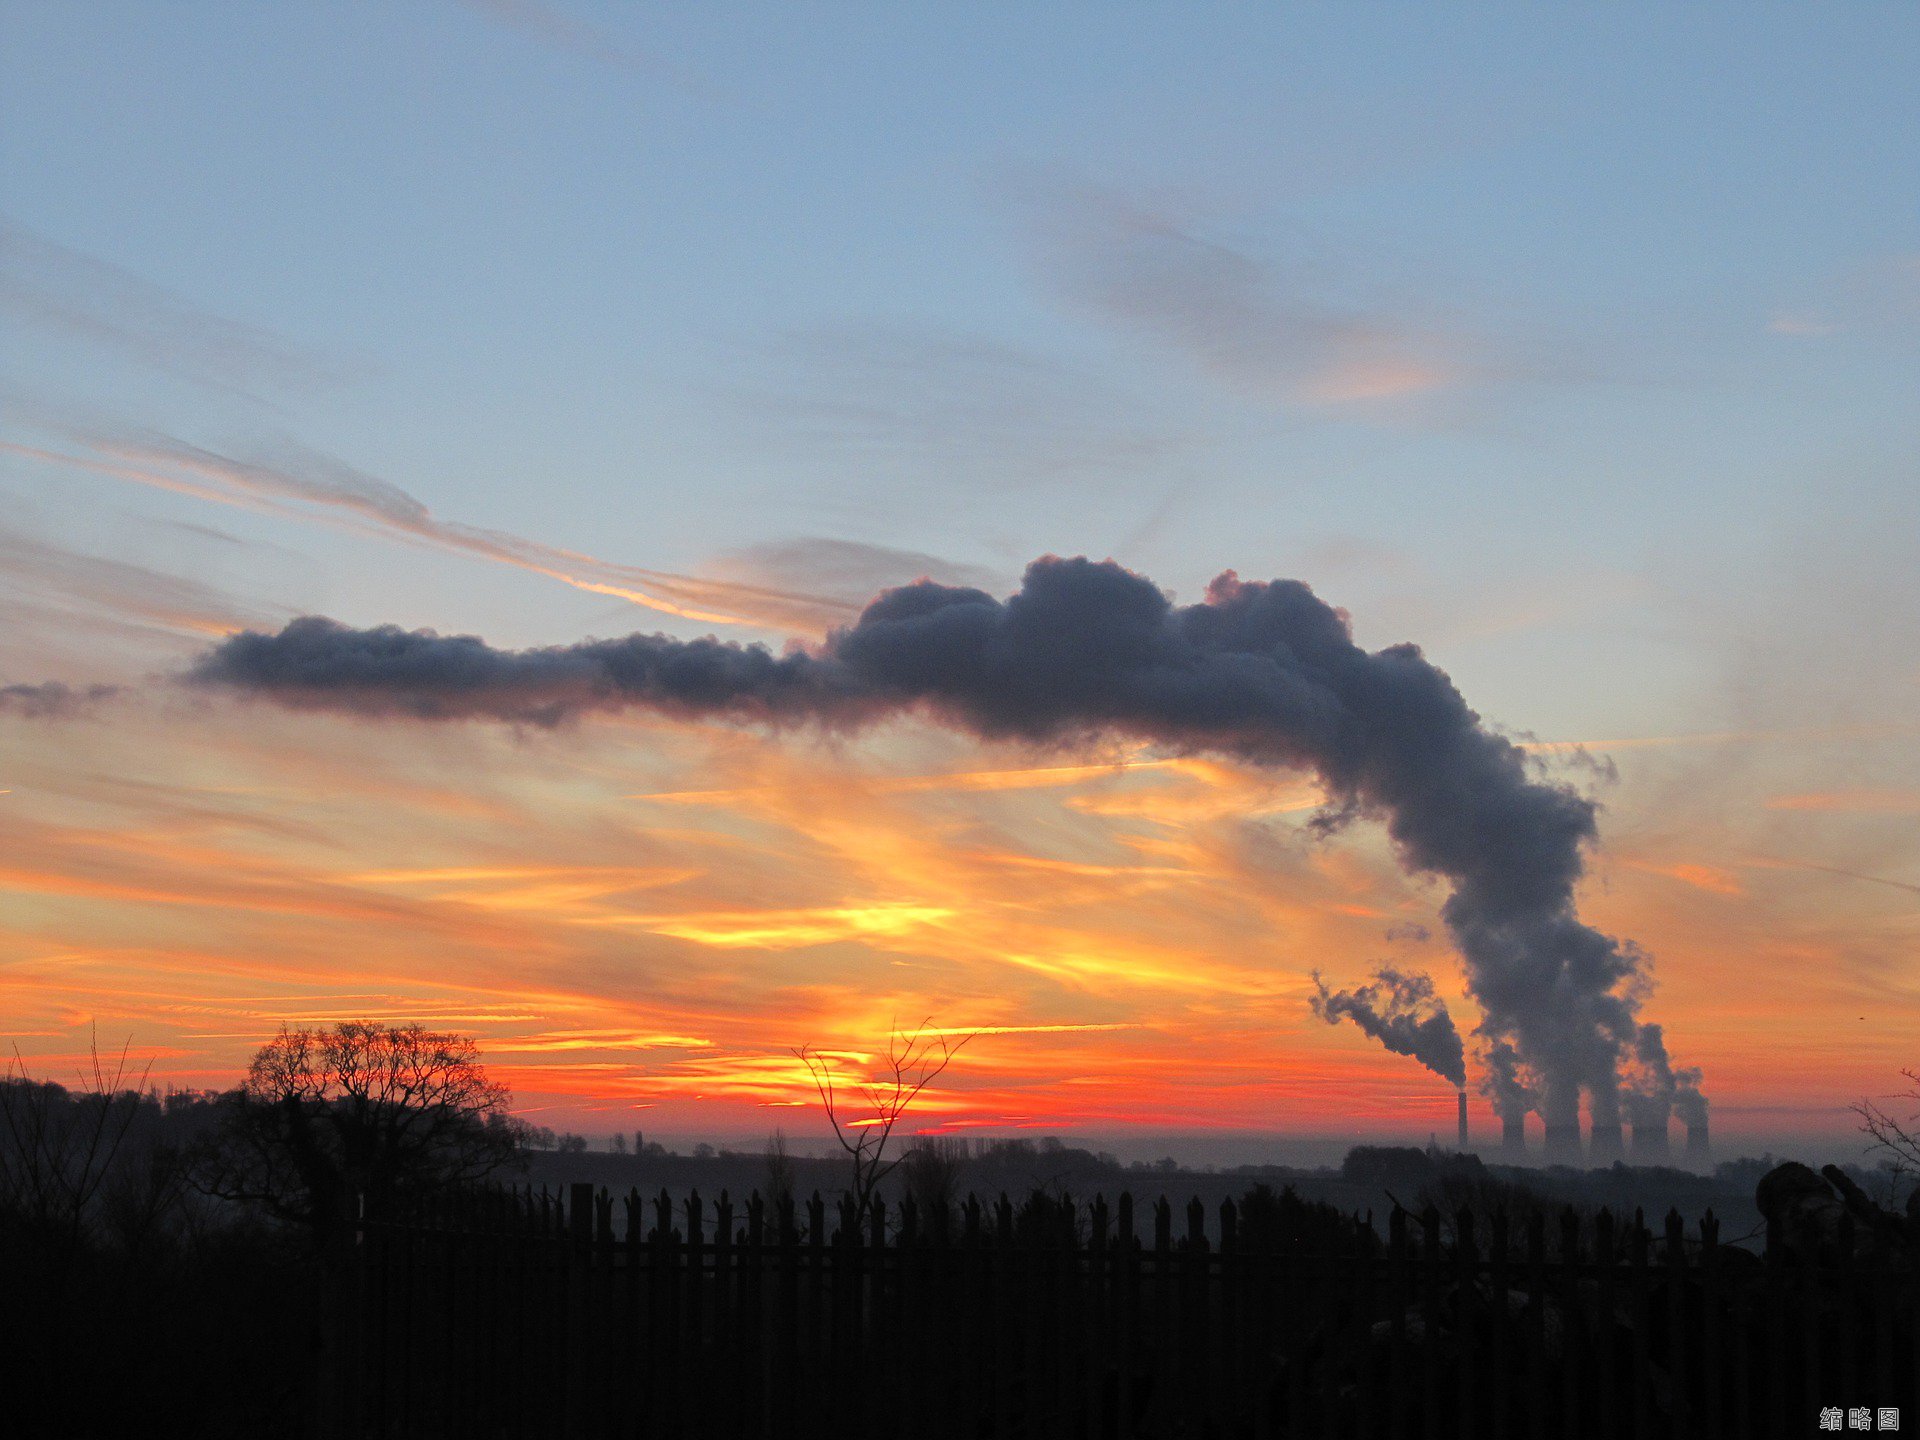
[
  {"left": 1627, "top": 1020, "right": 1708, "bottom": 1130},
  {"left": 189, "top": 554, "right": 1693, "bottom": 1124},
  {"left": 1481, "top": 1039, "right": 1535, "bottom": 1123},
  {"left": 1627, "top": 1022, "right": 1676, "bottom": 1128},
  {"left": 1310, "top": 967, "right": 1466, "bottom": 1089},
  {"left": 1672, "top": 1066, "right": 1708, "bottom": 1129},
  {"left": 0, "top": 681, "right": 122, "bottom": 719}
]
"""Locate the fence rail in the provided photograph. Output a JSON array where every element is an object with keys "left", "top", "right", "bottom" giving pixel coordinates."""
[{"left": 329, "top": 1184, "right": 1919, "bottom": 1440}]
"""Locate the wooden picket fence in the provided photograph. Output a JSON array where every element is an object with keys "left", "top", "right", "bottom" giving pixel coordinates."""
[{"left": 326, "top": 1183, "right": 1918, "bottom": 1440}]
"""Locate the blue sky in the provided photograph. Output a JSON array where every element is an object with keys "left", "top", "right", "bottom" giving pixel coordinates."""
[
  {"left": 8, "top": 11, "right": 1914, "bottom": 652},
  {"left": 3, "top": 4, "right": 1917, "bottom": 1145}
]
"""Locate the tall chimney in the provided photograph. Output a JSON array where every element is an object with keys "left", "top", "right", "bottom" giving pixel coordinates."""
[
  {"left": 1588, "top": 1123, "right": 1624, "bottom": 1165},
  {"left": 1543, "top": 1122, "right": 1582, "bottom": 1164},
  {"left": 1457, "top": 1091, "right": 1469, "bottom": 1150},
  {"left": 1685, "top": 1118, "right": 1710, "bottom": 1163},
  {"left": 1629, "top": 1121, "right": 1671, "bottom": 1163},
  {"left": 1502, "top": 1113, "right": 1526, "bottom": 1153}
]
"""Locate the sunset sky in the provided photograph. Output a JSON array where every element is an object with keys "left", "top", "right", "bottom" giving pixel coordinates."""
[{"left": 3, "top": 4, "right": 1917, "bottom": 1156}]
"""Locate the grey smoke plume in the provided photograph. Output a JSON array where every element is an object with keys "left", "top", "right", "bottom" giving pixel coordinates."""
[
  {"left": 1310, "top": 967, "right": 1466, "bottom": 1088},
  {"left": 1672, "top": 1065, "right": 1708, "bottom": 1129},
  {"left": 1627, "top": 1021, "right": 1709, "bottom": 1130},
  {"left": 189, "top": 554, "right": 1693, "bottom": 1125},
  {"left": 1627, "top": 1022, "right": 1676, "bottom": 1128},
  {"left": 1482, "top": 1038, "right": 1535, "bottom": 1123}
]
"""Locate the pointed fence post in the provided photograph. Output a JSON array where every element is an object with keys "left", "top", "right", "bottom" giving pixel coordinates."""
[
  {"left": 1183, "top": 1196, "right": 1209, "bottom": 1426},
  {"left": 619, "top": 1188, "right": 643, "bottom": 1428},
  {"left": 1418, "top": 1206, "right": 1442, "bottom": 1435},
  {"left": 1388, "top": 1206, "right": 1411, "bottom": 1440},
  {"left": 868, "top": 1196, "right": 892, "bottom": 1436},
  {"left": 807, "top": 1191, "right": 827, "bottom": 1386},
  {"left": 1488, "top": 1208, "right": 1510, "bottom": 1439},
  {"left": 1115, "top": 1192, "right": 1139, "bottom": 1440},
  {"left": 1455, "top": 1207, "right": 1477, "bottom": 1437},
  {"left": 775, "top": 1192, "right": 798, "bottom": 1430},
  {"left": 744, "top": 1190, "right": 767, "bottom": 1435},
  {"left": 1524, "top": 1209, "right": 1546, "bottom": 1440},
  {"left": 563, "top": 1183, "right": 593, "bottom": 1430},
  {"left": 685, "top": 1189, "right": 705, "bottom": 1426},
  {"left": 1151, "top": 1198, "right": 1172, "bottom": 1431},
  {"left": 712, "top": 1191, "right": 735, "bottom": 1435},
  {"left": 1559, "top": 1207, "right": 1582, "bottom": 1430},
  {"left": 1594, "top": 1208, "right": 1617, "bottom": 1438},
  {"left": 1663, "top": 1208, "right": 1688, "bottom": 1434},
  {"left": 1628, "top": 1208, "right": 1651, "bottom": 1438},
  {"left": 992, "top": 1194, "right": 1016, "bottom": 1436}
]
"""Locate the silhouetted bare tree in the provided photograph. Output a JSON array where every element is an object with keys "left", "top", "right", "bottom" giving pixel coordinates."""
[
  {"left": 763, "top": 1126, "right": 796, "bottom": 1206},
  {"left": 1854, "top": 1066, "right": 1920, "bottom": 1208},
  {"left": 195, "top": 1020, "right": 523, "bottom": 1241},
  {"left": 0, "top": 1036, "right": 151, "bottom": 1257},
  {"left": 901, "top": 1135, "right": 968, "bottom": 1219},
  {"left": 795, "top": 1020, "right": 972, "bottom": 1210}
]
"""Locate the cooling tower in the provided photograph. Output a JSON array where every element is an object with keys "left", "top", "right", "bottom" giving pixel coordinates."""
[
  {"left": 1588, "top": 1123, "right": 1625, "bottom": 1164},
  {"left": 1502, "top": 1113, "right": 1526, "bottom": 1153},
  {"left": 1543, "top": 1123, "right": 1582, "bottom": 1163},
  {"left": 1685, "top": 1118, "right": 1710, "bottom": 1162},
  {"left": 1629, "top": 1121, "right": 1671, "bottom": 1162}
]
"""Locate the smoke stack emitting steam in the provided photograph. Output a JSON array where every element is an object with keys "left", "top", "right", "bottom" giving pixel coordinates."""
[
  {"left": 1686, "top": 1117, "right": 1710, "bottom": 1162},
  {"left": 187, "top": 555, "right": 1703, "bottom": 1134},
  {"left": 1502, "top": 1113, "right": 1526, "bottom": 1153},
  {"left": 1309, "top": 968, "right": 1466, "bottom": 1088}
]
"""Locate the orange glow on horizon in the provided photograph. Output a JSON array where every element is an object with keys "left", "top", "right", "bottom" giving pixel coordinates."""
[{"left": 2, "top": 694, "right": 1913, "bottom": 1147}]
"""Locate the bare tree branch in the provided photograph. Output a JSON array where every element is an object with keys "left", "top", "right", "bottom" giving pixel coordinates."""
[
  {"left": 793, "top": 1019, "right": 974, "bottom": 1211},
  {"left": 1854, "top": 1067, "right": 1920, "bottom": 1206}
]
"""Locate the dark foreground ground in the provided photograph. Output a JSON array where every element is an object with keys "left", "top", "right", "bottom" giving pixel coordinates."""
[{"left": 11, "top": 1138, "right": 1902, "bottom": 1437}]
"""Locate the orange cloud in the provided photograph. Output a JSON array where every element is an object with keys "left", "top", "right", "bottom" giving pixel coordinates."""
[
  {"left": 1767, "top": 788, "right": 1920, "bottom": 813},
  {"left": 7, "top": 666, "right": 1916, "bottom": 1142},
  {"left": 1624, "top": 859, "right": 1746, "bottom": 897},
  {"left": 1300, "top": 355, "right": 1455, "bottom": 404},
  {"left": 581, "top": 901, "right": 957, "bottom": 949}
]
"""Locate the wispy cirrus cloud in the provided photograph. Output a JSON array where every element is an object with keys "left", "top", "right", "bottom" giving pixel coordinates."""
[
  {"left": 1767, "top": 253, "right": 1920, "bottom": 339},
  {"left": 0, "top": 523, "right": 264, "bottom": 640},
  {"left": 999, "top": 172, "right": 1524, "bottom": 410},
  {"left": 0, "top": 221, "right": 348, "bottom": 395},
  {"left": 1, "top": 430, "right": 859, "bottom": 633},
  {"left": 1767, "top": 788, "right": 1920, "bottom": 813},
  {"left": 725, "top": 321, "right": 1179, "bottom": 497},
  {"left": 453, "top": 0, "right": 699, "bottom": 85},
  {"left": 702, "top": 536, "right": 1002, "bottom": 614},
  {"left": 1740, "top": 854, "right": 1920, "bottom": 898}
]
